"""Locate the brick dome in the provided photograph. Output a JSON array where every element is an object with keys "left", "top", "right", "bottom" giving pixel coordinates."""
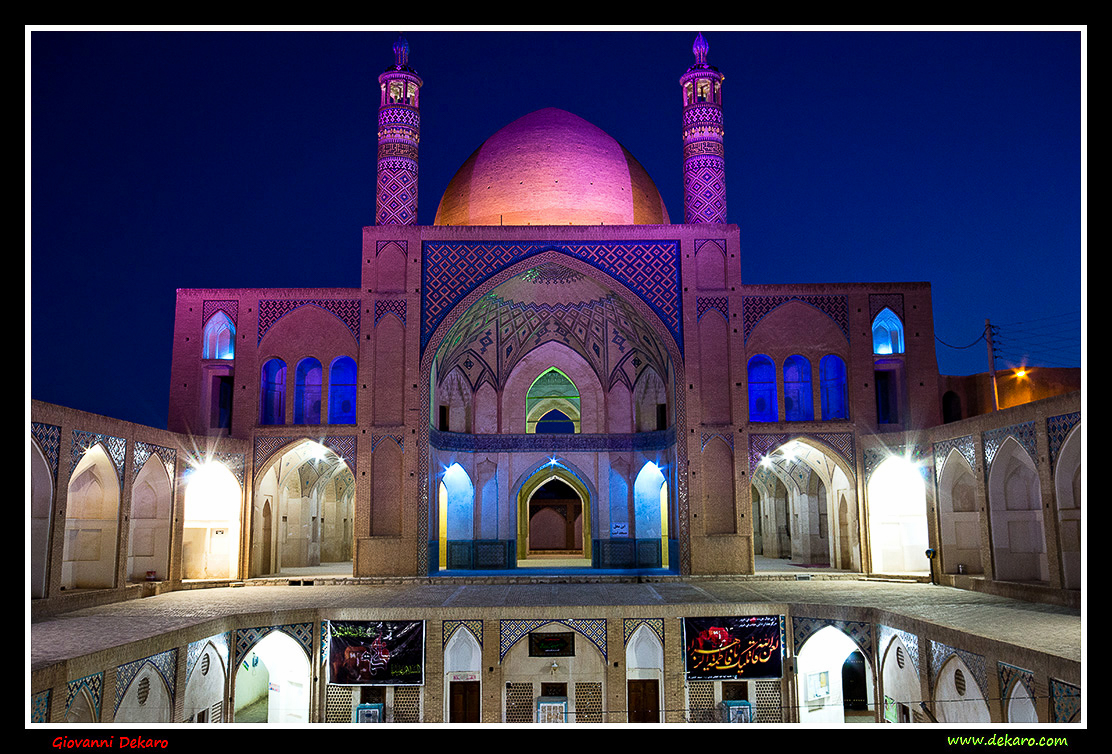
[{"left": 433, "top": 108, "right": 670, "bottom": 226}]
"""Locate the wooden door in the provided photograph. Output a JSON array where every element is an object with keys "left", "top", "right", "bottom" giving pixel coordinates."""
[
  {"left": 627, "top": 679, "right": 660, "bottom": 723},
  {"left": 449, "top": 681, "right": 481, "bottom": 723}
]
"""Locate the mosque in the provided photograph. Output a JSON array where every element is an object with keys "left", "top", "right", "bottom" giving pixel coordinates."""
[{"left": 29, "top": 34, "right": 1081, "bottom": 726}]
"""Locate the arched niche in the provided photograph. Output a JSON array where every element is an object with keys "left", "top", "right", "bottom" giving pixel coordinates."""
[{"left": 63, "top": 443, "right": 120, "bottom": 589}]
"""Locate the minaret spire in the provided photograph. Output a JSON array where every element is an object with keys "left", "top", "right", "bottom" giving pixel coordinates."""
[
  {"left": 680, "top": 33, "right": 727, "bottom": 224},
  {"left": 376, "top": 34, "right": 423, "bottom": 225}
]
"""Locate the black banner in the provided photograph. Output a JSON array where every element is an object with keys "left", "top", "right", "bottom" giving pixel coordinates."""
[
  {"left": 683, "top": 616, "right": 783, "bottom": 680},
  {"left": 327, "top": 620, "right": 425, "bottom": 686}
]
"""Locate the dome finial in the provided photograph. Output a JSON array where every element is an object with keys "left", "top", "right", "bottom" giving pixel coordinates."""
[
  {"left": 393, "top": 34, "right": 409, "bottom": 68},
  {"left": 693, "top": 32, "right": 709, "bottom": 65}
]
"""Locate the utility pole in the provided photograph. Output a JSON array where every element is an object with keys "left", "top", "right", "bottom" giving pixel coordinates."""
[{"left": 986, "top": 319, "right": 999, "bottom": 411}]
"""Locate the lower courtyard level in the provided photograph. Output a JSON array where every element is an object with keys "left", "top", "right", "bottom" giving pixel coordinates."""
[{"left": 29, "top": 570, "right": 1081, "bottom": 726}]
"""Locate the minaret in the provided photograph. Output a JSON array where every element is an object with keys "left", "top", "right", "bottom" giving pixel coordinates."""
[
  {"left": 376, "top": 35, "right": 423, "bottom": 225},
  {"left": 680, "top": 33, "right": 726, "bottom": 224}
]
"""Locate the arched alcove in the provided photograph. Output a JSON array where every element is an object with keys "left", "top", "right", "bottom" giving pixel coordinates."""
[
  {"left": 64, "top": 443, "right": 120, "bottom": 589},
  {"left": 233, "top": 631, "right": 311, "bottom": 724}
]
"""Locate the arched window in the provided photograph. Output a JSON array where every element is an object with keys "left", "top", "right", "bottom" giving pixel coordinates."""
[
  {"left": 328, "top": 356, "right": 357, "bottom": 424},
  {"left": 783, "top": 355, "right": 813, "bottom": 421},
  {"left": 259, "top": 359, "right": 286, "bottom": 425},
  {"left": 294, "top": 358, "right": 322, "bottom": 425},
  {"left": 202, "top": 311, "right": 235, "bottom": 360},
  {"left": 526, "top": 368, "right": 581, "bottom": 434},
  {"left": 747, "top": 355, "right": 778, "bottom": 422},
  {"left": 536, "top": 409, "right": 576, "bottom": 434},
  {"left": 872, "top": 308, "right": 905, "bottom": 355},
  {"left": 820, "top": 355, "right": 848, "bottom": 420}
]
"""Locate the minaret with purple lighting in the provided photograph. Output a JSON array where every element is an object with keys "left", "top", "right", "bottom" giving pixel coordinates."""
[
  {"left": 680, "top": 33, "right": 727, "bottom": 224},
  {"left": 376, "top": 35, "right": 423, "bottom": 225}
]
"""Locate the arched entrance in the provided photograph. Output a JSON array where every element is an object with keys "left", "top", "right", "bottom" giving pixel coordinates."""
[
  {"left": 182, "top": 460, "right": 241, "bottom": 580},
  {"left": 867, "top": 455, "right": 929, "bottom": 574},
  {"left": 517, "top": 464, "right": 592, "bottom": 566},
  {"left": 421, "top": 249, "right": 688, "bottom": 576},
  {"left": 795, "top": 625, "right": 876, "bottom": 723},
  {"left": 251, "top": 439, "right": 355, "bottom": 577},
  {"left": 233, "top": 631, "right": 311, "bottom": 724},
  {"left": 751, "top": 439, "right": 859, "bottom": 571}
]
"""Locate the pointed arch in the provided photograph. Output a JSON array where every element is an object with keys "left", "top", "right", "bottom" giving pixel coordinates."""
[
  {"left": 796, "top": 625, "right": 876, "bottom": 723},
  {"left": 880, "top": 635, "right": 920, "bottom": 723},
  {"left": 64, "top": 443, "right": 121, "bottom": 589},
  {"left": 871, "top": 308, "right": 904, "bottom": 355},
  {"left": 934, "top": 654, "right": 990, "bottom": 723},
  {"left": 1054, "top": 423, "right": 1081, "bottom": 589},
  {"left": 202, "top": 310, "right": 236, "bottom": 360},
  {"left": 987, "top": 436, "right": 1047, "bottom": 582},
  {"left": 128, "top": 454, "right": 173, "bottom": 582},
  {"left": 233, "top": 630, "right": 311, "bottom": 724},
  {"left": 115, "top": 662, "right": 173, "bottom": 723},
  {"left": 526, "top": 367, "right": 581, "bottom": 434},
  {"left": 184, "top": 640, "right": 228, "bottom": 723},
  {"left": 937, "top": 449, "right": 982, "bottom": 575},
  {"left": 30, "top": 438, "right": 54, "bottom": 598}
]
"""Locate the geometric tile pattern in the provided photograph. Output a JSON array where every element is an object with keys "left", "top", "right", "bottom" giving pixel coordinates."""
[
  {"left": 791, "top": 616, "right": 873, "bottom": 660},
  {"left": 700, "top": 431, "right": 733, "bottom": 452},
  {"left": 31, "top": 689, "right": 51, "bottom": 723},
  {"left": 928, "top": 639, "right": 987, "bottom": 702},
  {"left": 233, "top": 623, "right": 314, "bottom": 670},
  {"left": 371, "top": 433, "right": 404, "bottom": 453},
  {"left": 31, "top": 421, "right": 61, "bottom": 482},
  {"left": 256, "top": 299, "right": 361, "bottom": 344},
  {"left": 70, "top": 429, "right": 127, "bottom": 492},
  {"left": 998, "top": 661, "right": 1036, "bottom": 717},
  {"left": 66, "top": 672, "right": 103, "bottom": 721},
  {"left": 696, "top": 296, "right": 728, "bottom": 321},
  {"left": 869, "top": 293, "right": 905, "bottom": 322},
  {"left": 879, "top": 625, "right": 919, "bottom": 677},
  {"left": 201, "top": 299, "right": 238, "bottom": 328},
  {"left": 983, "top": 420, "right": 1037, "bottom": 482},
  {"left": 499, "top": 618, "right": 608, "bottom": 662},
  {"left": 433, "top": 289, "right": 671, "bottom": 397},
  {"left": 187, "top": 632, "right": 230, "bottom": 684},
  {"left": 932, "top": 434, "right": 976, "bottom": 484},
  {"left": 741, "top": 294, "right": 850, "bottom": 343},
  {"left": 683, "top": 154, "right": 727, "bottom": 225},
  {"left": 134, "top": 441, "right": 177, "bottom": 486},
  {"left": 375, "top": 298, "right": 408, "bottom": 327},
  {"left": 622, "top": 618, "right": 664, "bottom": 648},
  {"left": 1049, "top": 678, "right": 1081, "bottom": 723},
  {"left": 1047, "top": 411, "right": 1081, "bottom": 471},
  {"left": 421, "top": 240, "right": 683, "bottom": 355},
  {"left": 443, "top": 619, "right": 483, "bottom": 649},
  {"left": 114, "top": 648, "right": 178, "bottom": 714}
]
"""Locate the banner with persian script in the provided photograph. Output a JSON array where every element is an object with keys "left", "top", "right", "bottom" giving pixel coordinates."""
[
  {"left": 683, "top": 616, "right": 783, "bottom": 680},
  {"left": 327, "top": 620, "right": 425, "bottom": 686}
]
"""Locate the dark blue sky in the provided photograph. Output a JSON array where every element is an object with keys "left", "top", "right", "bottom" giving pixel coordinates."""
[{"left": 29, "top": 28, "right": 1083, "bottom": 429}]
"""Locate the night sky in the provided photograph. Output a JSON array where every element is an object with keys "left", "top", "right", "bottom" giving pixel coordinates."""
[{"left": 29, "top": 28, "right": 1084, "bottom": 430}]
